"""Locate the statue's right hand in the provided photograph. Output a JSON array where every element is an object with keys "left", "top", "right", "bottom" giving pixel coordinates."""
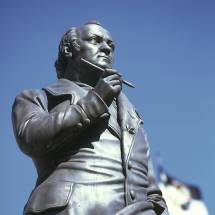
[{"left": 94, "top": 70, "right": 122, "bottom": 106}]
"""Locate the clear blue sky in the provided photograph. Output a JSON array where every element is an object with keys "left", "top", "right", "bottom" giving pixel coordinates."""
[{"left": 1, "top": 0, "right": 214, "bottom": 214}]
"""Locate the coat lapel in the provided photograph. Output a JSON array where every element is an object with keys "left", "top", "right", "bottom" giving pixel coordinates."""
[{"left": 117, "top": 92, "right": 141, "bottom": 166}]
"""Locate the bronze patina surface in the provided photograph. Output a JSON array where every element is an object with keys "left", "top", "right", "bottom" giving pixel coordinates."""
[{"left": 12, "top": 21, "right": 168, "bottom": 215}]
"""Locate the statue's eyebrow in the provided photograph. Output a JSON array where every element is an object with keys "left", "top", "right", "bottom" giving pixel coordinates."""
[
  {"left": 87, "top": 33, "right": 103, "bottom": 39},
  {"left": 88, "top": 33, "right": 113, "bottom": 42}
]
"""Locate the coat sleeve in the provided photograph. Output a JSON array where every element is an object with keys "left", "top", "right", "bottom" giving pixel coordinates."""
[
  {"left": 144, "top": 134, "right": 169, "bottom": 215},
  {"left": 146, "top": 174, "right": 169, "bottom": 215},
  {"left": 12, "top": 89, "right": 109, "bottom": 158}
]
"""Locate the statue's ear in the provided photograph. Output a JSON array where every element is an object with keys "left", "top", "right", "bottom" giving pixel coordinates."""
[
  {"left": 63, "top": 41, "right": 80, "bottom": 58},
  {"left": 63, "top": 44, "right": 73, "bottom": 58}
]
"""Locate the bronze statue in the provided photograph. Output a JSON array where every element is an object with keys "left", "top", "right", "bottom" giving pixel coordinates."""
[{"left": 12, "top": 21, "right": 169, "bottom": 215}]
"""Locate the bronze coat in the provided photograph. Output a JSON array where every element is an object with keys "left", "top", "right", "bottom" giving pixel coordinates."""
[{"left": 12, "top": 79, "right": 167, "bottom": 215}]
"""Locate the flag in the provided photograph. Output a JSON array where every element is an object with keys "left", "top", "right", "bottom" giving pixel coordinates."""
[{"left": 157, "top": 165, "right": 209, "bottom": 215}]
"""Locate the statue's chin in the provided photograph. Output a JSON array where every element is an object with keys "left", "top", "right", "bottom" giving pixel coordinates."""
[
  {"left": 96, "top": 62, "right": 112, "bottom": 69},
  {"left": 93, "top": 57, "right": 112, "bottom": 69}
]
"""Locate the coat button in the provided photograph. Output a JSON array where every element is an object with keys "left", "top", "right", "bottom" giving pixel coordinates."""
[
  {"left": 126, "top": 125, "right": 135, "bottom": 134},
  {"left": 128, "top": 161, "right": 132, "bottom": 170},
  {"left": 129, "top": 128, "right": 135, "bottom": 134},
  {"left": 100, "top": 113, "right": 110, "bottom": 119},
  {"left": 84, "top": 118, "right": 90, "bottom": 125},
  {"left": 76, "top": 122, "right": 83, "bottom": 128},
  {"left": 130, "top": 190, "right": 136, "bottom": 200}
]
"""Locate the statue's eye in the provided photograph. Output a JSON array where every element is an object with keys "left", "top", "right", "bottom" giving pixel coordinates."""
[
  {"left": 108, "top": 42, "right": 115, "bottom": 51},
  {"left": 88, "top": 36, "right": 101, "bottom": 44}
]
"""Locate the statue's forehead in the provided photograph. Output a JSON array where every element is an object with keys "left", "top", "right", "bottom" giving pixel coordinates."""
[{"left": 78, "top": 24, "right": 114, "bottom": 41}]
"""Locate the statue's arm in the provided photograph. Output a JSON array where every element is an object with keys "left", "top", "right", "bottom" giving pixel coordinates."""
[
  {"left": 12, "top": 89, "right": 108, "bottom": 158},
  {"left": 145, "top": 149, "right": 169, "bottom": 214},
  {"left": 138, "top": 128, "right": 168, "bottom": 214}
]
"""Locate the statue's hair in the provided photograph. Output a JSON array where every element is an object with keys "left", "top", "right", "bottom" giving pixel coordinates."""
[{"left": 55, "top": 21, "right": 102, "bottom": 79}]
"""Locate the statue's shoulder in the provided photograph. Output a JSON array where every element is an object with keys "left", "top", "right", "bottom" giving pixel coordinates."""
[
  {"left": 43, "top": 79, "right": 83, "bottom": 97},
  {"left": 12, "top": 81, "right": 63, "bottom": 108},
  {"left": 12, "top": 88, "right": 48, "bottom": 114},
  {"left": 14, "top": 88, "right": 46, "bottom": 102},
  {"left": 14, "top": 79, "right": 72, "bottom": 101}
]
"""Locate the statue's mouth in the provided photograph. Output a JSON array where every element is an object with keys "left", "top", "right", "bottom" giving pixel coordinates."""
[{"left": 98, "top": 55, "right": 111, "bottom": 63}]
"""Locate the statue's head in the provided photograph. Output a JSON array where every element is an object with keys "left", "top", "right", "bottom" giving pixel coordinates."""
[{"left": 55, "top": 21, "right": 115, "bottom": 79}]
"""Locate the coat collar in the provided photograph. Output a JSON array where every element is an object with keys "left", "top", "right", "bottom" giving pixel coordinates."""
[
  {"left": 43, "top": 79, "right": 92, "bottom": 105},
  {"left": 43, "top": 78, "right": 87, "bottom": 96},
  {"left": 44, "top": 78, "right": 141, "bottom": 128},
  {"left": 44, "top": 79, "right": 135, "bottom": 114},
  {"left": 117, "top": 92, "right": 143, "bottom": 165}
]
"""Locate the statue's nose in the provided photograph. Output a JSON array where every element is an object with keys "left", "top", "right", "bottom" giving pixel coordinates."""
[{"left": 100, "top": 41, "right": 112, "bottom": 55}]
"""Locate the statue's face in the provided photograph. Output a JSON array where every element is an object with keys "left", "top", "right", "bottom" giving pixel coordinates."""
[{"left": 77, "top": 24, "right": 115, "bottom": 69}]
